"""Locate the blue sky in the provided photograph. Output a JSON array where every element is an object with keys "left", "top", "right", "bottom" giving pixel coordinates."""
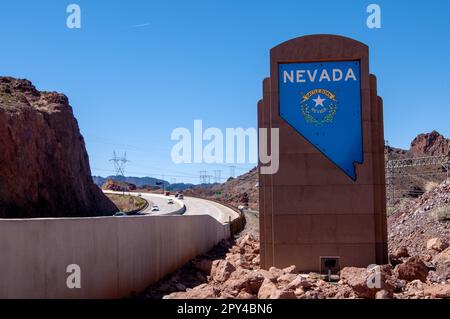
[{"left": 1, "top": 0, "right": 449, "bottom": 183}]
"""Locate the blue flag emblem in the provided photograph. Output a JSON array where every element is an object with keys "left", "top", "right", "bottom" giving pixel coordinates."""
[{"left": 279, "top": 61, "right": 363, "bottom": 180}]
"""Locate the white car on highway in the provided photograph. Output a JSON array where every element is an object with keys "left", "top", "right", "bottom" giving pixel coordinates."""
[
  {"left": 151, "top": 205, "right": 160, "bottom": 212},
  {"left": 167, "top": 198, "right": 174, "bottom": 204}
]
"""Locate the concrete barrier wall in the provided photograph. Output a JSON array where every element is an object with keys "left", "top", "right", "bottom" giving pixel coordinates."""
[{"left": 0, "top": 214, "right": 229, "bottom": 299}]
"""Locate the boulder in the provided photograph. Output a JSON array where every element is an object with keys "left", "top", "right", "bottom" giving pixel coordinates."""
[
  {"left": 257, "top": 279, "right": 278, "bottom": 299},
  {"left": 427, "top": 238, "right": 449, "bottom": 253},
  {"left": 236, "top": 234, "right": 251, "bottom": 248},
  {"left": 211, "top": 260, "right": 236, "bottom": 283},
  {"left": 423, "top": 284, "right": 450, "bottom": 299},
  {"left": 434, "top": 246, "right": 450, "bottom": 279},
  {"left": 340, "top": 266, "right": 394, "bottom": 299},
  {"left": 270, "top": 289, "right": 297, "bottom": 299},
  {"left": 395, "top": 257, "right": 429, "bottom": 282},
  {"left": 277, "top": 273, "right": 298, "bottom": 285},
  {"left": 393, "top": 246, "right": 409, "bottom": 258},
  {"left": 282, "top": 265, "right": 298, "bottom": 274},
  {"left": 259, "top": 269, "right": 277, "bottom": 283},
  {"left": 222, "top": 269, "right": 263, "bottom": 295},
  {"left": 375, "top": 290, "right": 392, "bottom": 299},
  {"left": 268, "top": 266, "right": 284, "bottom": 278},
  {"left": 286, "top": 276, "right": 313, "bottom": 290},
  {"left": 164, "top": 284, "right": 218, "bottom": 299},
  {"left": 236, "top": 291, "right": 256, "bottom": 299}
]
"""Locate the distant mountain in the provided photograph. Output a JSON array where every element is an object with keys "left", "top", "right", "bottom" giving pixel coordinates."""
[
  {"left": 93, "top": 175, "right": 169, "bottom": 188},
  {"left": 93, "top": 176, "right": 212, "bottom": 191},
  {"left": 167, "top": 183, "right": 196, "bottom": 191}
]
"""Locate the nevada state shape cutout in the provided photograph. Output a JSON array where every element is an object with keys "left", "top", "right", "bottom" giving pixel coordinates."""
[{"left": 279, "top": 60, "right": 363, "bottom": 180}]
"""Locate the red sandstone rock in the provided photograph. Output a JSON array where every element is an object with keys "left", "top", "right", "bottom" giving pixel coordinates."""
[
  {"left": 164, "top": 284, "right": 218, "bottom": 299},
  {"left": 269, "top": 289, "right": 297, "bottom": 299},
  {"left": 375, "top": 290, "right": 392, "bottom": 299},
  {"left": 222, "top": 269, "right": 263, "bottom": 296},
  {"left": 0, "top": 77, "right": 117, "bottom": 218},
  {"left": 286, "top": 276, "right": 313, "bottom": 290},
  {"left": 393, "top": 247, "right": 410, "bottom": 258},
  {"left": 340, "top": 266, "right": 394, "bottom": 299},
  {"left": 427, "top": 238, "right": 449, "bottom": 253},
  {"left": 410, "top": 131, "right": 450, "bottom": 157},
  {"left": 282, "top": 265, "right": 298, "bottom": 274},
  {"left": 257, "top": 278, "right": 278, "bottom": 299},
  {"left": 423, "top": 284, "right": 450, "bottom": 298},
  {"left": 434, "top": 247, "right": 450, "bottom": 279},
  {"left": 144, "top": 231, "right": 450, "bottom": 300},
  {"left": 211, "top": 260, "right": 236, "bottom": 283},
  {"left": 277, "top": 273, "right": 298, "bottom": 286},
  {"left": 395, "top": 257, "right": 429, "bottom": 282}
]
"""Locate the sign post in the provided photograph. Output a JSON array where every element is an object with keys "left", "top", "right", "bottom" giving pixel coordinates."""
[{"left": 258, "top": 35, "right": 387, "bottom": 272}]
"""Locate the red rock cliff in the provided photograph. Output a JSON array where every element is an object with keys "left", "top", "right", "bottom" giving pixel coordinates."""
[
  {"left": 0, "top": 77, "right": 117, "bottom": 218},
  {"left": 410, "top": 131, "right": 450, "bottom": 157}
]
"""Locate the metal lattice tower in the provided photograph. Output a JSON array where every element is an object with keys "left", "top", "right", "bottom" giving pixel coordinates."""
[
  {"left": 385, "top": 142, "right": 450, "bottom": 206},
  {"left": 199, "top": 171, "right": 208, "bottom": 184},
  {"left": 229, "top": 166, "right": 236, "bottom": 178},
  {"left": 110, "top": 151, "right": 130, "bottom": 176},
  {"left": 214, "top": 170, "right": 222, "bottom": 184}
]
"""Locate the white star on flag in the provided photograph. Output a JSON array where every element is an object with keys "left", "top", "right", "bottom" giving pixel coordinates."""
[{"left": 313, "top": 94, "right": 326, "bottom": 107}]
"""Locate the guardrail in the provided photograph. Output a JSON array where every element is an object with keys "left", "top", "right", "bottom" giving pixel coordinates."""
[
  {"left": 183, "top": 195, "right": 246, "bottom": 236},
  {"left": 127, "top": 197, "right": 149, "bottom": 215}
]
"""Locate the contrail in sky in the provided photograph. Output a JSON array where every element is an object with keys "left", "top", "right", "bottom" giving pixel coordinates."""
[{"left": 125, "top": 22, "right": 150, "bottom": 29}]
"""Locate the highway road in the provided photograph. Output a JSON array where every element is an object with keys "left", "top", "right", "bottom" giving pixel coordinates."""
[
  {"left": 183, "top": 196, "right": 240, "bottom": 224},
  {"left": 103, "top": 191, "right": 183, "bottom": 215},
  {"left": 138, "top": 193, "right": 183, "bottom": 215},
  {"left": 103, "top": 191, "right": 240, "bottom": 223}
]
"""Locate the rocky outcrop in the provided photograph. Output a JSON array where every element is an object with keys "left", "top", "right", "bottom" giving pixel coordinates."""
[
  {"left": 102, "top": 179, "right": 137, "bottom": 192},
  {"left": 0, "top": 77, "right": 117, "bottom": 218},
  {"left": 388, "top": 179, "right": 450, "bottom": 257},
  {"left": 410, "top": 130, "right": 449, "bottom": 157}
]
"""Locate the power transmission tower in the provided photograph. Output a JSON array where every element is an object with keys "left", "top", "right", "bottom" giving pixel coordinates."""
[
  {"left": 199, "top": 171, "right": 208, "bottom": 184},
  {"left": 110, "top": 151, "right": 130, "bottom": 176},
  {"left": 214, "top": 170, "right": 222, "bottom": 184},
  {"left": 229, "top": 166, "right": 236, "bottom": 178}
]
